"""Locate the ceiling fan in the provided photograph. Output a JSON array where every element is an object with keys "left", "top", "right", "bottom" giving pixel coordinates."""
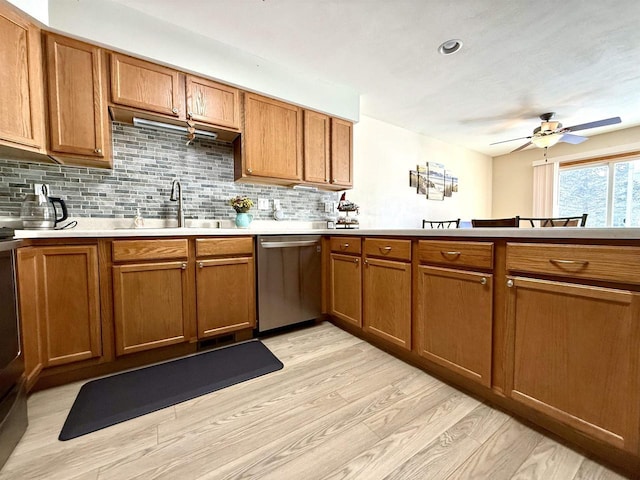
[{"left": 490, "top": 112, "right": 621, "bottom": 153}]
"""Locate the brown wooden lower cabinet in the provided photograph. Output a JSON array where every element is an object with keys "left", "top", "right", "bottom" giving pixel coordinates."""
[
  {"left": 329, "top": 252, "right": 362, "bottom": 327},
  {"left": 17, "top": 245, "right": 102, "bottom": 385},
  {"left": 415, "top": 265, "right": 493, "bottom": 387},
  {"left": 506, "top": 276, "right": 640, "bottom": 453},
  {"left": 363, "top": 257, "right": 411, "bottom": 349},
  {"left": 196, "top": 256, "right": 255, "bottom": 338},
  {"left": 112, "top": 260, "right": 190, "bottom": 355}
]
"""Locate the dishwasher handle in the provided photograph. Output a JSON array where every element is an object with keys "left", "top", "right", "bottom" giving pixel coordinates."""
[{"left": 260, "top": 240, "right": 320, "bottom": 249}]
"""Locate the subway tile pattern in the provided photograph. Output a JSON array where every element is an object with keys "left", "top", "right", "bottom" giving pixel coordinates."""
[{"left": 0, "top": 122, "right": 338, "bottom": 221}]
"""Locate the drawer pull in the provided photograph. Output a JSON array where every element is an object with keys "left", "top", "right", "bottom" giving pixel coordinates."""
[
  {"left": 354, "top": 258, "right": 359, "bottom": 264},
  {"left": 341, "top": 243, "right": 350, "bottom": 249},
  {"left": 380, "top": 246, "right": 392, "bottom": 253},
  {"left": 199, "top": 262, "right": 204, "bottom": 269},
  {"left": 181, "top": 263, "right": 187, "bottom": 270},
  {"left": 506, "top": 279, "right": 514, "bottom": 288},
  {"left": 480, "top": 277, "right": 487, "bottom": 285},
  {"left": 441, "top": 251, "right": 461, "bottom": 259},
  {"left": 549, "top": 259, "right": 589, "bottom": 267}
]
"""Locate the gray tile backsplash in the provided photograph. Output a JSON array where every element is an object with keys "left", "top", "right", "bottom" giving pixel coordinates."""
[{"left": 0, "top": 122, "right": 338, "bottom": 221}]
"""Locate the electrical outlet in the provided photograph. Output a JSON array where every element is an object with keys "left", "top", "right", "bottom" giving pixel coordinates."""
[
  {"left": 34, "top": 183, "right": 49, "bottom": 194},
  {"left": 257, "top": 198, "right": 269, "bottom": 210},
  {"left": 324, "top": 202, "right": 334, "bottom": 213},
  {"left": 273, "top": 199, "right": 281, "bottom": 210}
]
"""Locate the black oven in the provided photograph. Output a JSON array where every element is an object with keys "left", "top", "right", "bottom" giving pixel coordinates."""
[{"left": 0, "top": 232, "right": 27, "bottom": 471}]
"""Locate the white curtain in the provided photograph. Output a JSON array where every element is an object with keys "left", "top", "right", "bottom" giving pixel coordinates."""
[{"left": 532, "top": 161, "right": 557, "bottom": 217}]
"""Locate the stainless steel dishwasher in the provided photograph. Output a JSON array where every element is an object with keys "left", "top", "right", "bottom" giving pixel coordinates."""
[{"left": 256, "top": 235, "right": 322, "bottom": 332}]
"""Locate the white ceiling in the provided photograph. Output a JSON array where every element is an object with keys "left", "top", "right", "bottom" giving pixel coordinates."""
[{"left": 108, "top": 0, "right": 640, "bottom": 157}]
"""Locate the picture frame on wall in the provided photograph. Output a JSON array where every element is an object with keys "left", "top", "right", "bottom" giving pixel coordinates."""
[{"left": 409, "top": 162, "right": 458, "bottom": 201}]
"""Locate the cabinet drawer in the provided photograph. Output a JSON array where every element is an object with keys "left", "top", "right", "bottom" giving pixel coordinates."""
[
  {"left": 196, "top": 237, "right": 253, "bottom": 257},
  {"left": 364, "top": 238, "right": 411, "bottom": 262},
  {"left": 418, "top": 240, "right": 493, "bottom": 270},
  {"left": 330, "top": 237, "right": 361, "bottom": 255},
  {"left": 112, "top": 239, "right": 188, "bottom": 262},
  {"left": 506, "top": 243, "right": 640, "bottom": 284}
]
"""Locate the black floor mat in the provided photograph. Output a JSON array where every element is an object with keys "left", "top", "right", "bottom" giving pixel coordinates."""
[{"left": 59, "top": 340, "right": 283, "bottom": 441}]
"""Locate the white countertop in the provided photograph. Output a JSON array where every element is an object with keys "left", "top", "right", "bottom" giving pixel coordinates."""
[{"left": 11, "top": 220, "right": 640, "bottom": 240}]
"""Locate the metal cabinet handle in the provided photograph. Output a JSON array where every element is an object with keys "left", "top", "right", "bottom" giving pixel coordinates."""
[
  {"left": 341, "top": 243, "right": 349, "bottom": 249},
  {"left": 480, "top": 277, "right": 487, "bottom": 285},
  {"left": 188, "top": 111, "right": 193, "bottom": 118},
  {"left": 441, "top": 251, "right": 461, "bottom": 259},
  {"left": 354, "top": 258, "right": 359, "bottom": 264},
  {"left": 380, "top": 246, "right": 392, "bottom": 253},
  {"left": 506, "top": 279, "right": 514, "bottom": 288},
  {"left": 198, "top": 262, "right": 204, "bottom": 269},
  {"left": 171, "top": 107, "right": 179, "bottom": 114},
  {"left": 181, "top": 263, "right": 187, "bottom": 270},
  {"left": 94, "top": 148, "right": 102, "bottom": 154},
  {"left": 247, "top": 168, "right": 253, "bottom": 174},
  {"left": 364, "top": 259, "right": 368, "bottom": 265},
  {"left": 549, "top": 259, "right": 589, "bottom": 266}
]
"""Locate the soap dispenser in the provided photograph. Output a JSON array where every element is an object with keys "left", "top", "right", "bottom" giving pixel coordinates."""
[{"left": 134, "top": 208, "right": 145, "bottom": 228}]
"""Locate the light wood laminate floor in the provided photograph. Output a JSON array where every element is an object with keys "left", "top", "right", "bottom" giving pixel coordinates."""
[{"left": 0, "top": 322, "right": 632, "bottom": 480}]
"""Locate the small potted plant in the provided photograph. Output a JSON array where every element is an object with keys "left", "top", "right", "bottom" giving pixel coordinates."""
[{"left": 229, "top": 196, "right": 254, "bottom": 228}]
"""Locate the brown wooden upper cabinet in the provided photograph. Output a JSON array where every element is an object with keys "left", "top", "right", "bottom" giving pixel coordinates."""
[
  {"left": 0, "top": 1, "right": 46, "bottom": 153},
  {"left": 303, "top": 111, "right": 354, "bottom": 189},
  {"left": 45, "top": 33, "right": 111, "bottom": 168},
  {"left": 331, "top": 118, "right": 353, "bottom": 188},
  {"left": 110, "top": 52, "right": 184, "bottom": 118},
  {"left": 235, "top": 92, "right": 303, "bottom": 183},
  {"left": 303, "top": 110, "right": 331, "bottom": 184},
  {"left": 185, "top": 75, "right": 240, "bottom": 130}
]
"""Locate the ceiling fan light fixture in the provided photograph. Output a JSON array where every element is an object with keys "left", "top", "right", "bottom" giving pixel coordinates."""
[
  {"left": 438, "top": 39, "right": 463, "bottom": 55},
  {"left": 531, "top": 133, "right": 563, "bottom": 149}
]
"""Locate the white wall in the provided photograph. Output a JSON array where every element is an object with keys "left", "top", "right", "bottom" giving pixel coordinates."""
[
  {"left": 6, "top": 0, "right": 47, "bottom": 23},
  {"left": 492, "top": 126, "right": 640, "bottom": 218},
  {"left": 46, "top": 0, "right": 359, "bottom": 122},
  {"left": 349, "top": 116, "right": 493, "bottom": 229}
]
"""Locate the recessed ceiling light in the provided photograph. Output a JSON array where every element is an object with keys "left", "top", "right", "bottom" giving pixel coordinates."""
[{"left": 438, "top": 39, "right": 463, "bottom": 55}]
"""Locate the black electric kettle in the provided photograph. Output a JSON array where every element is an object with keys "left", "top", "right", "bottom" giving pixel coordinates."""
[{"left": 20, "top": 185, "right": 68, "bottom": 229}]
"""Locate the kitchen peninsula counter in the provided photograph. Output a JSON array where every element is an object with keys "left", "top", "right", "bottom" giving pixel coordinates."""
[
  {"left": 13, "top": 223, "right": 640, "bottom": 476},
  {"left": 13, "top": 225, "right": 640, "bottom": 240}
]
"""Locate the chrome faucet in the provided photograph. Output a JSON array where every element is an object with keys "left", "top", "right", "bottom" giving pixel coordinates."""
[{"left": 169, "top": 179, "right": 185, "bottom": 227}]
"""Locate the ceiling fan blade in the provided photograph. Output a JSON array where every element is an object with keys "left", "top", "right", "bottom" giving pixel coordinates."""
[
  {"left": 565, "top": 116, "right": 621, "bottom": 132},
  {"left": 490, "top": 136, "right": 531, "bottom": 146},
  {"left": 511, "top": 141, "right": 532, "bottom": 153},
  {"left": 559, "top": 133, "right": 588, "bottom": 145}
]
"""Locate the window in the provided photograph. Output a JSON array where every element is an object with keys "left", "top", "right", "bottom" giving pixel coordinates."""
[{"left": 557, "top": 158, "right": 640, "bottom": 227}]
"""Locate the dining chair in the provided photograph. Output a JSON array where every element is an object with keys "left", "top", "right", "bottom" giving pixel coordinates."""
[
  {"left": 471, "top": 216, "right": 520, "bottom": 227},
  {"left": 422, "top": 219, "right": 460, "bottom": 229},
  {"left": 520, "top": 214, "right": 588, "bottom": 227}
]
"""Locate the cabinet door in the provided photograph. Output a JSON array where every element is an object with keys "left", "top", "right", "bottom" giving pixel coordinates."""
[
  {"left": 110, "top": 53, "right": 183, "bottom": 118},
  {"left": 196, "top": 257, "right": 255, "bottom": 338},
  {"left": 303, "top": 110, "right": 330, "bottom": 184},
  {"left": 363, "top": 257, "right": 411, "bottom": 349},
  {"left": 416, "top": 265, "right": 493, "bottom": 386},
  {"left": 0, "top": 3, "right": 45, "bottom": 151},
  {"left": 45, "top": 34, "right": 110, "bottom": 165},
  {"left": 113, "top": 261, "right": 190, "bottom": 355},
  {"left": 506, "top": 276, "right": 640, "bottom": 452},
  {"left": 186, "top": 75, "right": 240, "bottom": 129},
  {"left": 329, "top": 253, "right": 362, "bottom": 327},
  {"left": 39, "top": 246, "right": 102, "bottom": 367},
  {"left": 330, "top": 118, "right": 353, "bottom": 188},
  {"left": 243, "top": 93, "right": 302, "bottom": 181},
  {"left": 16, "top": 248, "right": 43, "bottom": 390}
]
